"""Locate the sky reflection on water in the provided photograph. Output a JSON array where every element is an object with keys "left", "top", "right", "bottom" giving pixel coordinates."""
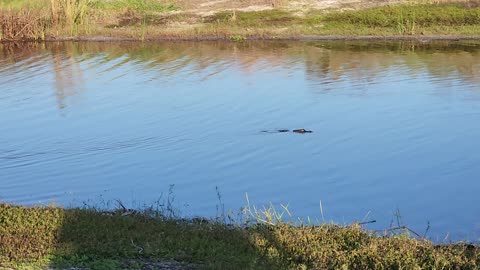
[{"left": 1, "top": 41, "right": 480, "bottom": 241}]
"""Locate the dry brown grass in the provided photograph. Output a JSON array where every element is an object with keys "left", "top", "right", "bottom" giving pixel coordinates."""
[
  {"left": 0, "top": 0, "right": 94, "bottom": 40},
  {"left": 0, "top": 9, "right": 46, "bottom": 41}
]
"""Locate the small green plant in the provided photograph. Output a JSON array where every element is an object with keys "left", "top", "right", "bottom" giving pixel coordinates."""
[
  {"left": 140, "top": 15, "right": 147, "bottom": 41},
  {"left": 323, "top": 3, "right": 480, "bottom": 29},
  {"left": 91, "top": 0, "right": 177, "bottom": 12},
  {"left": 396, "top": 12, "right": 416, "bottom": 35},
  {"left": 50, "top": 0, "right": 93, "bottom": 35},
  {"left": 230, "top": 34, "right": 246, "bottom": 42}
]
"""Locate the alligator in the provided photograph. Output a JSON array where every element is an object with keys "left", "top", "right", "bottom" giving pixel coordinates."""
[
  {"left": 261, "top": 129, "right": 313, "bottom": 134},
  {"left": 293, "top": 129, "right": 313, "bottom": 133}
]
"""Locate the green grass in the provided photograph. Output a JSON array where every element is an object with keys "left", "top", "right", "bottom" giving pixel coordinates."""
[
  {"left": 1, "top": 202, "right": 479, "bottom": 270},
  {"left": 318, "top": 3, "right": 480, "bottom": 35},
  {"left": 201, "top": 3, "right": 480, "bottom": 36},
  {"left": 91, "top": 0, "right": 177, "bottom": 12},
  {"left": 206, "top": 9, "right": 299, "bottom": 27},
  {"left": 322, "top": 3, "right": 480, "bottom": 27}
]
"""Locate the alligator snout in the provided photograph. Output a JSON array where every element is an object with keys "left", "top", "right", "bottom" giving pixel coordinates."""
[{"left": 293, "top": 129, "right": 312, "bottom": 133}]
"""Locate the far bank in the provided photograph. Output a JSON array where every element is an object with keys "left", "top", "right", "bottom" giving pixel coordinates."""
[{"left": 1, "top": 0, "right": 480, "bottom": 41}]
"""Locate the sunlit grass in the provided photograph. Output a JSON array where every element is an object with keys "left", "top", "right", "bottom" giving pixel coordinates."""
[
  {"left": 319, "top": 2, "right": 480, "bottom": 35},
  {"left": 91, "top": 0, "right": 177, "bottom": 12}
]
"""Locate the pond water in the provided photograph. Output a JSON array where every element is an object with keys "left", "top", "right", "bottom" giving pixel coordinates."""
[{"left": 1, "top": 41, "right": 479, "bottom": 241}]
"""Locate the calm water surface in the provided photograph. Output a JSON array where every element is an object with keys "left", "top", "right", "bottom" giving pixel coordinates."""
[{"left": 1, "top": 41, "right": 480, "bottom": 241}]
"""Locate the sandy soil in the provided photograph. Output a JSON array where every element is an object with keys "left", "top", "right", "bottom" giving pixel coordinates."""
[{"left": 174, "top": 0, "right": 405, "bottom": 16}]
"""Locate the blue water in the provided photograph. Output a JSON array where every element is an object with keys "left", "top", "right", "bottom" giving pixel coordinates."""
[{"left": 1, "top": 41, "right": 480, "bottom": 241}]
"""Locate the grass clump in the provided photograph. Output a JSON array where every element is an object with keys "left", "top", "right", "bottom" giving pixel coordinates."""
[
  {"left": 0, "top": 9, "right": 47, "bottom": 41},
  {"left": 207, "top": 9, "right": 298, "bottom": 27},
  {"left": 321, "top": 3, "right": 480, "bottom": 35},
  {"left": 1, "top": 202, "right": 479, "bottom": 269},
  {"left": 91, "top": 0, "right": 177, "bottom": 13},
  {"left": 51, "top": 0, "right": 93, "bottom": 35},
  {"left": 0, "top": 203, "right": 64, "bottom": 261},
  {"left": 230, "top": 34, "right": 247, "bottom": 41}
]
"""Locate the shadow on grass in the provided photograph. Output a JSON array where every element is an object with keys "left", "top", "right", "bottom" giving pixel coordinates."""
[
  {"left": 0, "top": 202, "right": 286, "bottom": 269},
  {"left": 50, "top": 207, "right": 287, "bottom": 269}
]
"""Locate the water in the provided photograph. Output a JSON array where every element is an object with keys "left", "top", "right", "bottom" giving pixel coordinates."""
[{"left": 1, "top": 41, "right": 479, "bottom": 241}]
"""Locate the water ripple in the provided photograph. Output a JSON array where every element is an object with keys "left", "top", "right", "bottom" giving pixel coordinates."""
[{"left": 1, "top": 41, "right": 480, "bottom": 240}]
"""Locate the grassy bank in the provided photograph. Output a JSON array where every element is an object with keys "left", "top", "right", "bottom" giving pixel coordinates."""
[
  {"left": 0, "top": 0, "right": 480, "bottom": 41},
  {"left": 0, "top": 202, "right": 479, "bottom": 270}
]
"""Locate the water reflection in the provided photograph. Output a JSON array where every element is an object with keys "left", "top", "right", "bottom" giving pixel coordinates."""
[
  {"left": 1, "top": 41, "right": 479, "bottom": 110},
  {"left": 50, "top": 43, "right": 85, "bottom": 110}
]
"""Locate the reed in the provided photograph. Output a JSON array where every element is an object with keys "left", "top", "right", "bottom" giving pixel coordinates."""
[
  {"left": 50, "top": 0, "right": 92, "bottom": 35},
  {"left": 50, "top": 0, "right": 58, "bottom": 25},
  {"left": 0, "top": 0, "right": 91, "bottom": 40}
]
